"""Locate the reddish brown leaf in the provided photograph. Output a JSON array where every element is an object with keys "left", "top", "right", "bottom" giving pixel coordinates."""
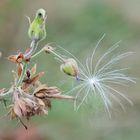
[
  {"left": 8, "top": 52, "right": 24, "bottom": 63},
  {"left": 16, "top": 53, "right": 24, "bottom": 63},
  {"left": 34, "top": 92, "right": 46, "bottom": 99},
  {"left": 30, "top": 72, "right": 44, "bottom": 84},
  {"left": 22, "top": 72, "right": 44, "bottom": 90}
]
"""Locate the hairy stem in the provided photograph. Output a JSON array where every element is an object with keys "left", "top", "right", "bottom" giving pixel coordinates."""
[
  {"left": 16, "top": 62, "right": 27, "bottom": 87},
  {"left": 31, "top": 48, "right": 44, "bottom": 59},
  {"left": 16, "top": 40, "right": 38, "bottom": 87},
  {"left": 49, "top": 49, "right": 65, "bottom": 62}
]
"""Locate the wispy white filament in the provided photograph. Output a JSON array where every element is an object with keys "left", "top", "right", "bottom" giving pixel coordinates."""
[{"left": 58, "top": 35, "right": 135, "bottom": 117}]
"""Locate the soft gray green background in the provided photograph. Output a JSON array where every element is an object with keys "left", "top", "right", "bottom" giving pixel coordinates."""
[{"left": 0, "top": 0, "right": 140, "bottom": 140}]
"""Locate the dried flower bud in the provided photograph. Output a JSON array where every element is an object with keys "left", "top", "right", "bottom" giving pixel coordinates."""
[{"left": 60, "top": 58, "right": 79, "bottom": 77}]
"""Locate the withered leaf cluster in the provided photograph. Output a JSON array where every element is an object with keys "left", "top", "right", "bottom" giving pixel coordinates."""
[
  {"left": 1, "top": 52, "right": 75, "bottom": 129},
  {"left": 10, "top": 64, "right": 74, "bottom": 120}
]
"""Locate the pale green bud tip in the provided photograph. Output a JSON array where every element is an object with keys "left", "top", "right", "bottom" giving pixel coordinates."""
[
  {"left": 60, "top": 58, "right": 79, "bottom": 77},
  {"left": 36, "top": 8, "right": 46, "bottom": 18}
]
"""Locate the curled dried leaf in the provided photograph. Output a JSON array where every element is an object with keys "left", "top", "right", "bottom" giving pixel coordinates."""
[
  {"left": 34, "top": 84, "right": 75, "bottom": 100},
  {"left": 46, "top": 94, "right": 75, "bottom": 100},
  {"left": 22, "top": 72, "right": 44, "bottom": 90},
  {"left": 8, "top": 52, "right": 24, "bottom": 63},
  {"left": 34, "top": 85, "right": 61, "bottom": 99}
]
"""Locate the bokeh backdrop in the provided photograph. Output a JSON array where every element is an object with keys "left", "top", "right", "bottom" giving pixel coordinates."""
[{"left": 0, "top": 0, "right": 140, "bottom": 140}]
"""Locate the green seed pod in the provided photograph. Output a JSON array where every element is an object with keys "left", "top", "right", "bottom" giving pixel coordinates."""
[{"left": 60, "top": 58, "right": 79, "bottom": 77}]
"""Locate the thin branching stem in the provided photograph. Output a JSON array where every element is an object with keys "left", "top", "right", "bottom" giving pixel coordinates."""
[
  {"left": 49, "top": 49, "right": 66, "bottom": 62},
  {"left": 31, "top": 48, "right": 44, "bottom": 59}
]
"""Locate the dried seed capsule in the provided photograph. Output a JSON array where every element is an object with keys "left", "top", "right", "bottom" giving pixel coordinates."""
[{"left": 60, "top": 58, "right": 79, "bottom": 78}]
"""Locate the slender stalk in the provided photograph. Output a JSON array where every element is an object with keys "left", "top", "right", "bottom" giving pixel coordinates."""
[
  {"left": 16, "top": 40, "right": 38, "bottom": 87},
  {"left": 16, "top": 61, "right": 27, "bottom": 87},
  {"left": 31, "top": 48, "right": 44, "bottom": 59},
  {"left": 31, "top": 40, "right": 38, "bottom": 55},
  {"left": 49, "top": 50, "right": 65, "bottom": 62},
  {"left": 32, "top": 46, "right": 66, "bottom": 62},
  {"left": 24, "top": 40, "right": 38, "bottom": 58}
]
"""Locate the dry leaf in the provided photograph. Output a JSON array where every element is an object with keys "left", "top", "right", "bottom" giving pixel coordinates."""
[
  {"left": 34, "top": 85, "right": 61, "bottom": 99},
  {"left": 8, "top": 53, "right": 24, "bottom": 63},
  {"left": 46, "top": 94, "right": 75, "bottom": 100},
  {"left": 22, "top": 72, "right": 44, "bottom": 90}
]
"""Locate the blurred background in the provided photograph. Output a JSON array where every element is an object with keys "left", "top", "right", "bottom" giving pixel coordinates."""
[{"left": 0, "top": 0, "right": 140, "bottom": 140}]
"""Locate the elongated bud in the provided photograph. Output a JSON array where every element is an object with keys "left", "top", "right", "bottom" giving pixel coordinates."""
[{"left": 60, "top": 58, "right": 79, "bottom": 77}]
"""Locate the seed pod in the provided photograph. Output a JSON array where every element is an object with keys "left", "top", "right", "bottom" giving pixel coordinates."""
[{"left": 60, "top": 58, "right": 79, "bottom": 77}]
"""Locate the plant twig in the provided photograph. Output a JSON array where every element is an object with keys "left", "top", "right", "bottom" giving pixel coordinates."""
[
  {"left": 16, "top": 62, "right": 27, "bottom": 87},
  {"left": 31, "top": 48, "right": 44, "bottom": 59}
]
